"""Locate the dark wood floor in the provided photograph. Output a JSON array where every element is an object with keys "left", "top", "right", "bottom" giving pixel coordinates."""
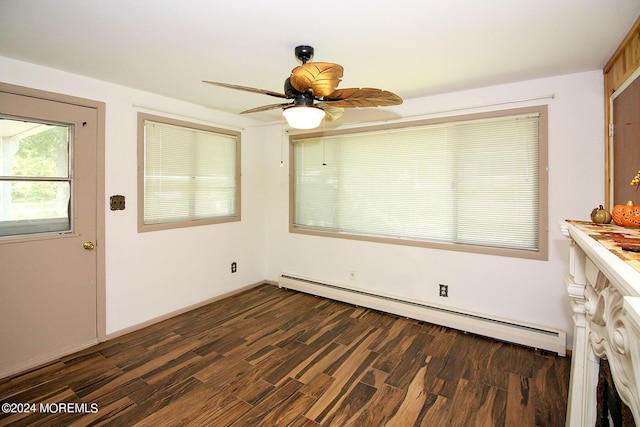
[{"left": 0, "top": 284, "right": 570, "bottom": 426}]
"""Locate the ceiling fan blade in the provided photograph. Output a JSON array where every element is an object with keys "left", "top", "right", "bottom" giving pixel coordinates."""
[
  {"left": 290, "top": 63, "right": 344, "bottom": 97},
  {"left": 240, "top": 102, "right": 293, "bottom": 114},
  {"left": 316, "top": 103, "right": 344, "bottom": 122},
  {"left": 324, "top": 88, "right": 403, "bottom": 108},
  {"left": 203, "top": 80, "right": 289, "bottom": 99}
]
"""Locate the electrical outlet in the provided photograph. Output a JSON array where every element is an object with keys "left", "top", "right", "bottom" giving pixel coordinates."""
[
  {"left": 231, "top": 262, "right": 237, "bottom": 273},
  {"left": 439, "top": 284, "right": 448, "bottom": 297}
]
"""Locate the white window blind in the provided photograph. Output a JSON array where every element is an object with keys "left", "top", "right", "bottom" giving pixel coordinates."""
[
  {"left": 143, "top": 118, "right": 238, "bottom": 226},
  {"left": 292, "top": 109, "right": 545, "bottom": 256}
]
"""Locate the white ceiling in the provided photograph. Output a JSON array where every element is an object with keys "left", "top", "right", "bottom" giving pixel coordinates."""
[{"left": 1, "top": 0, "right": 639, "bottom": 124}]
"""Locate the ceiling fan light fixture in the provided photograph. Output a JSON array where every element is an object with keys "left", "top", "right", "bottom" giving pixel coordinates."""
[{"left": 282, "top": 106, "right": 326, "bottom": 129}]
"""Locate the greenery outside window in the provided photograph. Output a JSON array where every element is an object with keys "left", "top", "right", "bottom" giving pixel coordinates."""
[
  {"left": 0, "top": 118, "right": 72, "bottom": 238},
  {"left": 290, "top": 106, "right": 548, "bottom": 259},
  {"left": 138, "top": 113, "right": 240, "bottom": 232}
]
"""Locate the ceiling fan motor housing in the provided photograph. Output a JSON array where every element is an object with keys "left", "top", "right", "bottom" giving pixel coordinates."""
[
  {"left": 284, "top": 77, "right": 314, "bottom": 101},
  {"left": 290, "top": 92, "right": 315, "bottom": 107}
]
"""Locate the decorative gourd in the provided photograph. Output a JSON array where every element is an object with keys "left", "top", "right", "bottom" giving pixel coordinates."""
[
  {"left": 612, "top": 201, "right": 640, "bottom": 226},
  {"left": 590, "top": 205, "right": 612, "bottom": 224}
]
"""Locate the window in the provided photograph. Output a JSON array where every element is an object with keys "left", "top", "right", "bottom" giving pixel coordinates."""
[
  {"left": 0, "top": 118, "right": 72, "bottom": 238},
  {"left": 138, "top": 113, "right": 240, "bottom": 232},
  {"left": 291, "top": 106, "right": 548, "bottom": 259}
]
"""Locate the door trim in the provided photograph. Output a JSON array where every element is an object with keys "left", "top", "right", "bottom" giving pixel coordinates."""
[{"left": 0, "top": 82, "right": 106, "bottom": 342}]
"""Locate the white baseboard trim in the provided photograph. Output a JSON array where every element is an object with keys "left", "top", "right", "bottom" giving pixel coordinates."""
[{"left": 279, "top": 273, "right": 567, "bottom": 356}]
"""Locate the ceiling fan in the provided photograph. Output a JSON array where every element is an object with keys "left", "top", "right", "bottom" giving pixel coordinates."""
[{"left": 203, "top": 45, "right": 403, "bottom": 129}]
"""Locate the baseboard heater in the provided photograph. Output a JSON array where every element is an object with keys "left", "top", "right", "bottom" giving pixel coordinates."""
[{"left": 279, "top": 274, "right": 566, "bottom": 356}]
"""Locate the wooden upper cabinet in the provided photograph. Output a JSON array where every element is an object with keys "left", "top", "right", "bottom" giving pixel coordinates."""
[
  {"left": 605, "top": 16, "right": 640, "bottom": 209},
  {"left": 605, "top": 18, "right": 640, "bottom": 94}
]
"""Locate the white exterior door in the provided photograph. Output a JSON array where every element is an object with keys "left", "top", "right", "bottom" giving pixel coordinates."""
[{"left": 0, "top": 90, "right": 99, "bottom": 377}]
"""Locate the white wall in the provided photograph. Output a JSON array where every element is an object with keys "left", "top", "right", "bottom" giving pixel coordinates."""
[
  {"left": 0, "top": 57, "right": 269, "bottom": 335},
  {"left": 263, "top": 70, "right": 605, "bottom": 346},
  {"left": 1, "top": 56, "right": 604, "bottom": 346}
]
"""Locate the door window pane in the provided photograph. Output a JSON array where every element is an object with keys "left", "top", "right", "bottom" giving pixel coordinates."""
[{"left": 0, "top": 118, "right": 72, "bottom": 237}]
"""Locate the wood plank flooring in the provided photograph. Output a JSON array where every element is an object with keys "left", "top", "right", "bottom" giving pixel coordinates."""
[{"left": 0, "top": 284, "right": 570, "bottom": 426}]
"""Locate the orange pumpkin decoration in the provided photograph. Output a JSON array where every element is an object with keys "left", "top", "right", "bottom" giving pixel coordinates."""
[{"left": 612, "top": 201, "right": 640, "bottom": 226}]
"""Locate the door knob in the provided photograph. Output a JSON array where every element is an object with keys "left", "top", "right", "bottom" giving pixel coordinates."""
[{"left": 83, "top": 241, "right": 95, "bottom": 250}]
